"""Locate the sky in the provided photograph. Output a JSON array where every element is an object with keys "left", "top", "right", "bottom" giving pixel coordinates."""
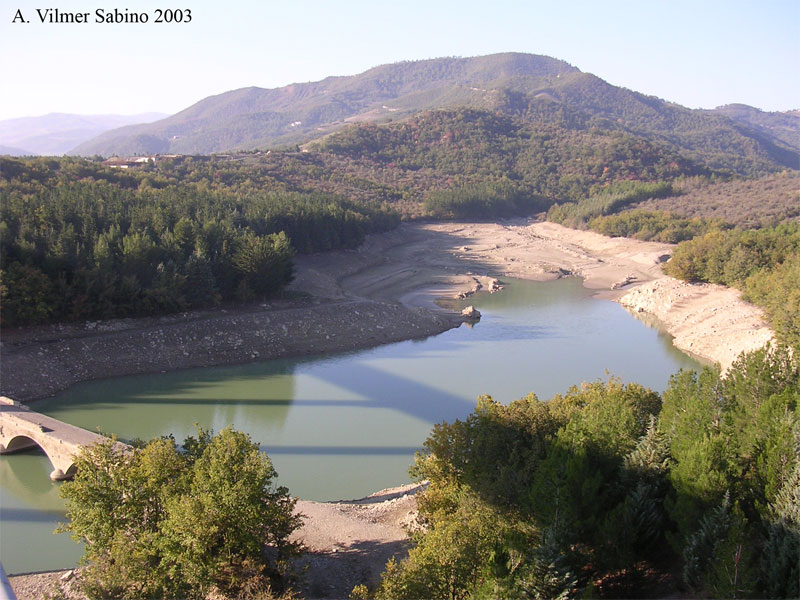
[{"left": 1, "top": 0, "right": 798, "bottom": 120}]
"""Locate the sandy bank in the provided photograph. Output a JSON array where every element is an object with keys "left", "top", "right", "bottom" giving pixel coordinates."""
[
  {"left": 619, "top": 278, "right": 774, "bottom": 372},
  {"left": 2, "top": 219, "right": 771, "bottom": 402},
  {"left": 290, "top": 219, "right": 676, "bottom": 307},
  {"left": 292, "top": 218, "right": 773, "bottom": 370},
  {"left": 9, "top": 484, "right": 424, "bottom": 600}
]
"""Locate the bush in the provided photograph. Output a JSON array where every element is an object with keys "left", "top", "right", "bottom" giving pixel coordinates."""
[
  {"left": 588, "top": 210, "right": 723, "bottom": 243},
  {"left": 59, "top": 427, "right": 303, "bottom": 600}
]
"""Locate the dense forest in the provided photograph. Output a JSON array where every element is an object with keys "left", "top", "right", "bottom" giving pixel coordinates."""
[
  {"left": 364, "top": 345, "right": 799, "bottom": 599},
  {"left": 313, "top": 107, "right": 709, "bottom": 203},
  {"left": 0, "top": 156, "right": 399, "bottom": 326},
  {"left": 3, "top": 116, "right": 798, "bottom": 330},
  {"left": 0, "top": 108, "right": 719, "bottom": 329}
]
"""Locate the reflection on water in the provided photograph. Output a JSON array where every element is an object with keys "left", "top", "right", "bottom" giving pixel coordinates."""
[
  {"left": 0, "top": 449, "right": 82, "bottom": 573},
  {"left": 1, "top": 277, "right": 703, "bottom": 573}
]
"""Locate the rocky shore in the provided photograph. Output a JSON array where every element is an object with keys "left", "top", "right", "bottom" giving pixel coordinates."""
[
  {"left": 0, "top": 298, "right": 461, "bottom": 402},
  {"left": 2, "top": 219, "right": 774, "bottom": 403},
  {"left": 619, "top": 277, "right": 774, "bottom": 372}
]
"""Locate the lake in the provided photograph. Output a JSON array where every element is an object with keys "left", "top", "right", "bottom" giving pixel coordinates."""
[{"left": 0, "top": 277, "right": 703, "bottom": 573}]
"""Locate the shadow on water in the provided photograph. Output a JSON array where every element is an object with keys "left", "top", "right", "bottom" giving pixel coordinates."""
[
  {"left": 0, "top": 449, "right": 64, "bottom": 512},
  {"left": 0, "top": 507, "right": 66, "bottom": 523},
  {"left": 296, "top": 360, "right": 474, "bottom": 424},
  {"left": 37, "top": 341, "right": 480, "bottom": 430}
]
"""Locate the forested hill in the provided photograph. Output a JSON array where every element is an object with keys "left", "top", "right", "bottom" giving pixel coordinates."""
[
  {"left": 712, "top": 103, "right": 800, "bottom": 152},
  {"left": 70, "top": 53, "right": 800, "bottom": 174},
  {"left": 72, "top": 53, "right": 576, "bottom": 155}
]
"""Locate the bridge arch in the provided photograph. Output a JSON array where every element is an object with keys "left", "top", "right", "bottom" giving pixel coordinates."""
[
  {"left": 0, "top": 432, "right": 78, "bottom": 481},
  {"left": 1, "top": 396, "right": 122, "bottom": 481}
]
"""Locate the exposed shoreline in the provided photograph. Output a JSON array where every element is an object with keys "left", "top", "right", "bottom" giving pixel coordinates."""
[
  {"left": 5, "top": 220, "right": 775, "bottom": 598},
  {"left": 0, "top": 219, "right": 774, "bottom": 403},
  {"left": 0, "top": 297, "right": 462, "bottom": 402}
]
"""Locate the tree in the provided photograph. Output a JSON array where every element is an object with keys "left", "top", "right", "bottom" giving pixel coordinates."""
[
  {"left": 0, "top": 262, "right": 56, "bottom": 326},
  {"left": 233, "top": 231, "right": 295, "bottom": 298},
  {"left": 760, "top": 455, "right": 800, "bottom": 598},
  {"left": 59, "top": 428, "right": 303, "bottom": 599}
]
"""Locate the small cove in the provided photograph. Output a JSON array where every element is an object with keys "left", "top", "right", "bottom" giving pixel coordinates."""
[{"left": 0, "top": 277, "right": 704, "bottom": 573}]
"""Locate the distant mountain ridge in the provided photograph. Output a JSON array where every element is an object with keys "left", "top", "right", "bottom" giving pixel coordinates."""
[
  {"left": 0, "top": 112, "right": 167, "bottom": 155},
  {"left": 70, "top": 53, "right": 579, "bottom": 155},
  {"left": 0, "top": 144, "right": 32, "bottom": 156},
  {"left": 69, "top": 53, "right": 800, "bottom": 174},
  {"left": 712, "top": 103, "right": 800, "bottom": 153}
]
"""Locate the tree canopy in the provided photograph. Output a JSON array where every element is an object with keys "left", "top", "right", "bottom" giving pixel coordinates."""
[
  {"left": 372, "top": 346, "right": 799, "bottom": 599},
  {"left": 59, "top": 427, "right": 304, "bottom": 600}
]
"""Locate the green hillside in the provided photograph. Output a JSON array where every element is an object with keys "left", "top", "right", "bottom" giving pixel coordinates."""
[{"left": 70, "top": 53, "right": 800, "bottom": 175}]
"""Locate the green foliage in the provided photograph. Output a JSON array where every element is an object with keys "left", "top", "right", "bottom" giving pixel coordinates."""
[
  {"left": 530, "top": 379, "right": 662, "bottom": 569},
  {"left": 424, "top": 181, "right": 548, "bottom": 219},
  {"left": 664, "top": 223, "right": 800, "bottom": 347},
  {"left": 0, "top": 156, "right": 399, "bottom": 326},
  {"left": 665, "top": 223, "right": 800, "bottom": 285},
  {"left": 682, "top": 494, "right": 759, "bottom": 598},
  {"left": 760, "top": 457, "right": 800, "bottom": 599},
  {"left": 379, "top": 347, "right": 799, "bottom": 598},
  {"left": 59, "top": 428, "right": 303, "bottom": 600},
  {"left": 745, "top": 254, "right": 800, "bottom": 348},
  {"left": 410, "top": 393, "right": 558, "bottom": 507},
  {"left": 375, "top": 486, "right": 539, "bottom": 600},
  {"left": 546, "top": 181, "right": 676, "bottom": 228},
  {"left": 588, "top": 209, "right": 724, "bottom": 243},
  {"left": 681, "top": 492, "right": 731, "bottom": 592},
  {"left": 659, "top": 367, "right": 733, "bottom": 540}
]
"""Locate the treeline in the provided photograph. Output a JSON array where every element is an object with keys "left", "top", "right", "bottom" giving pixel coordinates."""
[
  {"left": 588, "top": 210, "right": 724, "bottom": 243},
  {"left": 664, "top": 223, "right": 800, "bottom": 347},
  {"left": 0, "top": 157, "right": 399, "bottom": 327},
  {"left": 546, "top": 180, "right": 677, "bottom": 228},
  {"left": 366, "top": 345, "right": 799, "bottom": 599},
  {"left": 424, "top": 181, "right": 549, "bottom": 219}
]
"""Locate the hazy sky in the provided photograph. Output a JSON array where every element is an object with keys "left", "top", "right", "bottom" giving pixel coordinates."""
[{"left": 2, "top": 0, "right": 798, "bottom": 120}]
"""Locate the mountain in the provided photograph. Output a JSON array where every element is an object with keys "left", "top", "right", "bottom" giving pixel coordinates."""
[
  {"left": 0, "top": 112, "right": 168, "bottom": 155},
  {"left": 712, "top": 104, "right": 800, "bottom": 153},
  {"left": 0, "top": 144, "right": 33, "bottom": 156},
  {"left": 70, "top": 53, "right": 799, "bottom": 174},
  {"left": 71, "top": 53, "right": 579, "bottom": 155}
]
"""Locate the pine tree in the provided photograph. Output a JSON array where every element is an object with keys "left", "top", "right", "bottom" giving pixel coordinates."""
[{"left": 760, "top": 445, "right": 800, "bottom": 598}]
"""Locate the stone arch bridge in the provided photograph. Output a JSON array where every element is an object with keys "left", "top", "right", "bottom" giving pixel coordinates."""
[{"left": 0, "top": 396, "right": 126, "bottom": 480}]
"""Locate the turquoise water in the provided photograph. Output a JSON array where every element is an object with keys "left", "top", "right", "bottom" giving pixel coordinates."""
[{"left": 0, "top": 278, "right": 702, "bottom": 573}]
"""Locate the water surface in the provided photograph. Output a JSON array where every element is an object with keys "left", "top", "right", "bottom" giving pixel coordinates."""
[{"left": 0, "top": 278, "right": 703, "bottom": 573}]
